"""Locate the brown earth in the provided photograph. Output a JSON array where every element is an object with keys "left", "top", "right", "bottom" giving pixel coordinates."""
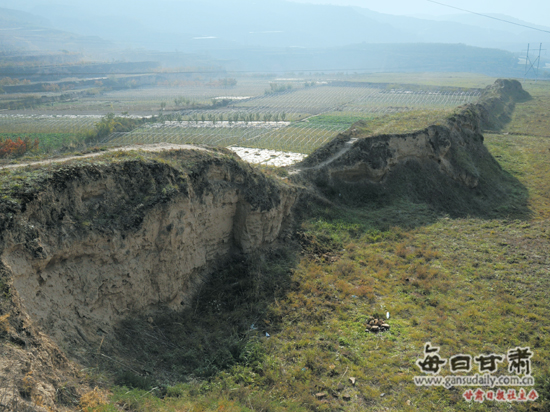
[
  {"left": 0, "top": 147, "right": 297, "bottom": 410},
  {"left": 291, "top": 79, "right": 531, "bottom": 218},
  {"left": 0, "top": 78, "right": 531, "bottom": 411}
]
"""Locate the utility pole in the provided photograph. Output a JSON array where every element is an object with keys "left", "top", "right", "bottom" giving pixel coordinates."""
[
  {"left": 535, "top": 43, "right": 542, "bottom": 82},
  {"left": 524, "top": 43, "right": 545, "bottom": 81},
  {"left": 524, "top": 44, "right": 530, "bottom": 77}
]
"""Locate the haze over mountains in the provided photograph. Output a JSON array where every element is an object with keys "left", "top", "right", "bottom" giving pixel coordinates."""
[{"left": 0, "top": 0, "right": 549, "bottom": 75}]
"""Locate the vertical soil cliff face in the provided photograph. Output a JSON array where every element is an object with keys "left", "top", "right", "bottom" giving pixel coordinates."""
[
  {"left": 0, "top": 149, "right": 296, "bottom": 409},
  {"left": 2, "top": 150, "right": 296, "bottom": 346},
  {"left": 294, "top": 79, "right": 531, "bottom": 217}
]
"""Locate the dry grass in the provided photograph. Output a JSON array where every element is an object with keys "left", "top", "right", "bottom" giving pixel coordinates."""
[
  {"left": 22, "top": 78, "right": 550, "bottom": 411},
  {"left": 355, "top": 108, "right": 453, "bottom": 136},
  {"left": 98, "top": 78, "right": 550, "bottom": 410},
  {"left": 79, "top": 387, "right": 109, "bottom": 411},
  {"left": 0, "top": 314, "right": 9, "bottom": 335},
  {"left": 505, "top": 80, "right": 550, "bottom": 138}
]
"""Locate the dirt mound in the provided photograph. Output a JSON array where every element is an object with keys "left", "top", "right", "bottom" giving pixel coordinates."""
[
  {"left": 462, "top": 78, "right": 531, "bottom": 131},
  {"left": 0, "top": 148, "right": 297, "bottom": 410},
  {"left": 293, "top": 79, "right": 531, "bottom": 218}
]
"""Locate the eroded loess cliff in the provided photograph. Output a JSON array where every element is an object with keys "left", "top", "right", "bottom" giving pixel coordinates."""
[
  {"left": 294, "top": 79, "right": 531, "bottom": 217},
  {"left": 0, "top": 79, "right": 531, "bottom": 411},
  {"left": 0, "top": 147, "right": 297, "bottom": 410}
]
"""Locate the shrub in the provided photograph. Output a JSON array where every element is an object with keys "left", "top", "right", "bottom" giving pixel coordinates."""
[
  {"left": 114, "top": 371, "right": 156, "bottom": 391},
  {"left": 0, "top": 137, "right": 39, "bottom": 158},
  {"left": 85, "top": 113, "right": 156, "bottom": 144}
]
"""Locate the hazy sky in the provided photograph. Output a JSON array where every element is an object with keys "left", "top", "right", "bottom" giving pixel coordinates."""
[
  {"left": 6, "top": 0, "right": 549, "bottom": 28},
  {"left": 293, "top": 0, "right": 550, "bottom": 27}
]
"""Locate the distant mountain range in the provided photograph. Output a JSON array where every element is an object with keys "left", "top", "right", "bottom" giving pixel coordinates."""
[
  {"left": 1, "top": 0, "right": 549, "bottom": 53},
  {"left": 0, "top": 0, "right": 548, "bottom": 77},
  {"left": 0, "top": 7, "right": 115, "bottom": 54},
  {"left": 351, "top": 8, "right": 550, "bottom": 52}
]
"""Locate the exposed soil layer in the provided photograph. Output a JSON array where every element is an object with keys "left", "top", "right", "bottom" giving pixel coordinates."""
[
  {"left": 292, "top": 79, "right": 531, "bottom": 218},
  {"left": 0, "top": 147, "right": 297, "bottom": 410},
  {"left": 0, "top": 78, "right": 531, "bottom": 411}
]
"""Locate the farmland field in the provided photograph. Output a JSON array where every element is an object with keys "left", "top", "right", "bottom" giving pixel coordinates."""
[{"left": 0, "top": 75, "right": 482, "bottom": 157}]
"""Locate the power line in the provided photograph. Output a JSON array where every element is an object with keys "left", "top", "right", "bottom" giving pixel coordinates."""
[{"left": 427, "top": 0, "right": 550, "bottom": 34}]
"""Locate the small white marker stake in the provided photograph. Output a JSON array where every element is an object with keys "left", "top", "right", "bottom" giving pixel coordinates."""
[{"left": 386, "top": 312, "right": 390, "bottom": 319}]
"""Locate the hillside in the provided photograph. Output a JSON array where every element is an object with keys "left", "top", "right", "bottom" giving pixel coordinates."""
[
  {"left": 0, "top": 7, "right": 115, "bottom": 54},
  {"left": 2, "top": 1, "right": 543, "bottom": 77},
  {"left": 0, "top": 78, "right": 548, "bottom": 411},
  {"left": 0, "top": 146, "right": 297, "bottom": 410},
  {"left": 295, "top": 79, "right": 532, "bottom": 218},
  {"left": 4, "top": 0, "right": 550, "bottom": 52}
]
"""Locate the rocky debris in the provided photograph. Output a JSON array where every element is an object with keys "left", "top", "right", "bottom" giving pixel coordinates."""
[
  {"left": 315, "top": 392, "right": 327, "bottom": 399},
  {"left": 343, "top": 394, "right": 352, "bottom": 401},
  {"left": 365, "top": 316, "right": 390, "bottom": 333},
  {"left": 349, "top": 377, "right": 357, "bottom": 386},
  {"left": 321, "top": 253, "right": 339, "bottom": 263}
]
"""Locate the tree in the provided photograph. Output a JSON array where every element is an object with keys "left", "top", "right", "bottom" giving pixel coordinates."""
[{"left": 222, "top": 78, "right": 238, "bottom": 87}]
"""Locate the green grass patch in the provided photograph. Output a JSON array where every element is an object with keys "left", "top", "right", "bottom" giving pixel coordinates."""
[
  {"left": 302, "top": 113, "right": 378, "bottom": 129},
  {"left": 354, "top": 109, "right": 453, "bottom": 136},
  {"left": 504, "top": 80, "right": 550, "bottom": 137}
]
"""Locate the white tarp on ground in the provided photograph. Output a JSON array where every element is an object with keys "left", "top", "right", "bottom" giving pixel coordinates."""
[{"left": 229, "top": 146, "right": 305, "bottom": 167}]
